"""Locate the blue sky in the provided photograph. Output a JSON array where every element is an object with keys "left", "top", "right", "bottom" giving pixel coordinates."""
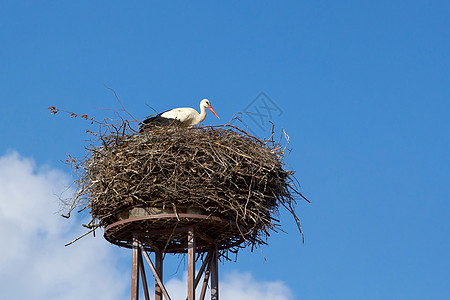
[{"left": 1, "top": 1, "right": 449, "bottom": 299}]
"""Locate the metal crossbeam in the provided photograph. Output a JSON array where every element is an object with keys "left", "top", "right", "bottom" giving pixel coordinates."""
[
  {"left": 138, "top": 253, "right": 150, "bottom": 300},
  {"left": 195, "top": 250, "right": 213, "bottom": 288},
  {"left": 139, "top": 242, "right": 172, "bottom": 300},
  {"left": 199, "top": 258, "right": 212, "bottom": 300}
]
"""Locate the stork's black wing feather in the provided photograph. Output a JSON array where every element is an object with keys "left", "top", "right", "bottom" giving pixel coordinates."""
[{"left": 139, "top": 110, "right": 182, "bottom": 132}]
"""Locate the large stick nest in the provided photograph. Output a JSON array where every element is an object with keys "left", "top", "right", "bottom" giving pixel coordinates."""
[{"left": 65, "top": 123, "right": 306, "bottom": 250}]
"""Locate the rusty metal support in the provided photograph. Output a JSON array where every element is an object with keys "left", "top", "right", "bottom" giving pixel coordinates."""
[
  {"left": 187, "top": 227, "right": 196, "bottom": 300},
  {"left": 210, "top": 246, "right": 219, "bottom": 300},
  {"left": 139, "top": 243, "right": 172, "bottom": 300},
  {"left": 131, "top": 233, "right": 140, "bottom": 300},
  {"left": 155, "top": 250, "right": 163, "bottom": 300},
  {"left": 185, "top": 249, "right": 213, "bottom": 300},
  {"left": 123, "top": 222, "right": 224, "bottom": 300},
  {"left": 195, "top": 250, "right": 213, "bottom": 288},
  {"left": 138, "top": 251, "right": 150, "bottom": 300},
  {"left": 199, "top": 257, "right": 212, "bottom": 300}
]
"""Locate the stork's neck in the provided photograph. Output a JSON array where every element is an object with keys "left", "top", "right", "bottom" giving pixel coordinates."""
[{"left": 198, "top": 103, "right": 207, "bottom": 123}]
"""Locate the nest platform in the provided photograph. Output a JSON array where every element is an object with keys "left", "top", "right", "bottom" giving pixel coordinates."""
[{"left": 104, "top": 207, "right": 245, "bottom": 253}]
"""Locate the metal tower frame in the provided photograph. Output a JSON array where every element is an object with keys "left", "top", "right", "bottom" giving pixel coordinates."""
[{"left": 104, "top": 212, "right": 244, "bottom": 300}]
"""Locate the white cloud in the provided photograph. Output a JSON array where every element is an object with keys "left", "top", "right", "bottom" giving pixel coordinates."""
[
  {"left": 164, "top": 270, "right": 293, "bottom": 300},
  {"left": 220, "top": 271, "right": 293, "bottom": 300},
  {"left": 0, "top": 152, "right": 128, "bottom": 300},
  {"left": 0, "top": 151, "right": 293, "bottom": 300}
]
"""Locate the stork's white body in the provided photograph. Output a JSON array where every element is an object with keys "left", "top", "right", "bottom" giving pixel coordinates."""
[
  {"left": 159, "top": 106, "right": 206, "bottom": 127},
  {"left": 141, "top": 99, "right": 220, "bottom": 129}
]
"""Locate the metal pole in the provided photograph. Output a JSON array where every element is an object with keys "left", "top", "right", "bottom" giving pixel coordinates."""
[
  {"left": 210, "top": 246, "right": 219, "bottom": 300},
  {"left": 187, "top": 227, "right": 196, "bottom": 300},
  {"left": 155, "top": 250, "right": 163, "bottom": 300},
  {"left": 131, "top": 233, "right": 140, "bottom": 300}
]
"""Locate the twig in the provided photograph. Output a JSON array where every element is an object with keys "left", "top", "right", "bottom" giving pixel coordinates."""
[
  {"left": 104, "top": 85, "right": 140, "bottom": 123},
  {"left": 65, "top": 226, "right": 99, "bottom": 246}
]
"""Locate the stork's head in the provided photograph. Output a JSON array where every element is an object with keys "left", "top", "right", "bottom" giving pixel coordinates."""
[{"left": 201, "top": 99, "right": 220, "bottom": 119}]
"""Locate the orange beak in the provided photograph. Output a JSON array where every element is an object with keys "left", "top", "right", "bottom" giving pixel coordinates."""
[{"left": 207, "top": 105, "right": 220, "bottom": 119}]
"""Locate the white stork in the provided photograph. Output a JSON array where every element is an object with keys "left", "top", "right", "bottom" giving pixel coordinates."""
[{"left": 140, "top": 99, "right": 220, "bottom": 130}]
